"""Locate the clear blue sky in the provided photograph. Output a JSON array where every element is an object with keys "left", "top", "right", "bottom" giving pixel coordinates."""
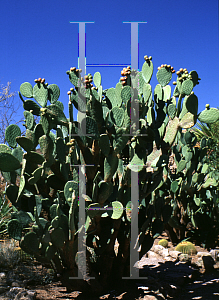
[{"left": 0, "top": 0, "right": 218, "bottom": 125}]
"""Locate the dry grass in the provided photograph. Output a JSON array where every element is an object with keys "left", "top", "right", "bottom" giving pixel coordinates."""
[
  {"left": 0, "top": 238, "right": 37, "bottom": 269},
  {"left": 0, "top": 239, "right": 21, "bottom": 268}
]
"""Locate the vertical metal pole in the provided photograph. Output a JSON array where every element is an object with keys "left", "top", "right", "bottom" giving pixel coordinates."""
[{"left": 123, "top": 21, "right": 147, "bottom": 279}]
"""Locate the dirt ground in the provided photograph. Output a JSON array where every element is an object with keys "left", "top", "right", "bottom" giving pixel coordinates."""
[{"left": 0, "top": 233, "right": 219, "bottom": 300}]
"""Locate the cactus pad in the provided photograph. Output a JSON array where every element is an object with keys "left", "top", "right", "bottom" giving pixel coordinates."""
[
  {"left": 142, "top": 60, "right": 153, "bottom": 83},
  {"left": 163, "top": 117, "right": 179, "bottom": 147},
  {"left": 45, "top": 244, "right": 56, "bottom": 260},
  {"left": 143, "top": 83, "right": 152, "bottom": 104},
  {"left": 33, "top": 83, "right": 48, "bottom": 107},
  {"left": 16, "top": 136, "right": 34, "bottom": 152},
  {"left": 108, "top": 201, "right": 123, "bottom": 219},
  {"left": 12, "top": 146, "right": 23, "bottom": 163},
  {"left": 198, "top": 107, "right": 219, "bottom": 124},
  {"left": 171, "top": 180, "right": 179, "bottom": 193},
  {"left": 23, "top": 99, "right": 41, "bottom": 116},
  {"left": 98, "top": 181, "right": 113, "bottom": 204},
  {"left": 99, "top": 134, "right": 110, "bottom": 156},
  {"left": 106, "top": 88, "right": 117, "bottom": 107},
  {"left": 64, "top": 180, "right": 78, "bottom": 205},
  {"left": 167, "top": 104, "right": 176, "bottom": 120},
  {"left": 177, "top": 159, "right": 186, "bottom": 173},
  {"left": 24, "top": 111, "right": 35, "bottom": 130},
  {"left": 0, "top": 144, "right": 12, "bottom": 154},
  {"left": 104, "top": 153, "right": 119, "bottom": 182},
  {"left": 110, "top": 107, "right": 124, "bottom": 127},
  {"left": 20, "top": 82, "right": 33, "bottom": 98},
  {"left": 21, "top": 231, "right": 40, "bottom": 254},
  {"left": 47, "top": 104, "right": 68, "bottom": 125},
  {"left": 50, "top": 227, "right": 65, "bottom": 249},
  {"left": 0, "top": 152, "right": 21, "bottom": 172},
  {"left": 156, "top": 67, "right": 172, "bottom": 87},
  {"left": 81, "top": 116, "right": 99, "bottom": 138},
  {"left": 24, "top": 151, "right": 44, "bottom": 164},
  {"left": 39, "top": 135, "right": 54, "bottom": 160},
  {"left": 67, "top": 68, "right": 81, "bottom": 87},
  {"left": 185, "top": 93, "right": 198, "bottom": 116},
  {"left": 48, "top": 84, "right": 60, "bottom": 104},
  {"left": 163, "top": 85, "right": 171, "bottom": 102},
  {"left": 121, "top": 86, "right": 133, "bottom": 104},
  {"left": 7, "top": 219, "right": 23, "bottom": 240},
  {"left": 181, "top": 79, "right": 194, "bottom": 95},
  {"left": 5, "top": 124, "right": 21, "bottom": 148},
  {"left": 93, "top": 72, "right": 101, "bottom": 88},
  {"left": 179, "top": 112, "right": 195, "bottom": 129}
]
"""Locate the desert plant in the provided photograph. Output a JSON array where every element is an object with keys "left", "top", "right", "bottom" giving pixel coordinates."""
[
  {"left": 0, "top": 58, "right": 218, "bottom": 294},
  {"left": 193, "top": 119, "right": 219, "bottom": 171},
  {"left": 158, "top": 239, "right": 168, "bottom": 247},
  {"left": 0, "top": 239, "right": 21, "bottom": 268},
  {"left": 175, "top": 241, "right": 197, "bottom": 255},
  {"left": 0, "top": 194, "right": 17, "bottom": 235}
]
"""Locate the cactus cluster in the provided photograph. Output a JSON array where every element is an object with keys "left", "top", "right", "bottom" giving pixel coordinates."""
[{"left": 0, "top": 55, "right": 218, "bottom": 293}]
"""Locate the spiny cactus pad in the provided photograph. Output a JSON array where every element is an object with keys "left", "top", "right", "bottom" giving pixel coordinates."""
[
  {"left": 48, "top": 84, "right": 60, "bottom": 104},
  {"left": 7, "top": 219, "right": 23, "bottom": 240},
  {"left": 23, "top": 99, "right": 41, "bottom": 116},
  {"left": 16, "top": 136, "right": 34, "bottom": 152},
  {"left": 24, "top": 111, "right": 35, "bottom": 130},
  {"left": 93, "top": 72, "right": 101, "bottom": 88},
  {"left": 5, "top": 124, "right": 21, "bottom": 148},
  {"left": 181, "top": 79, "right": 193, "bottom": 95},
  {"left": 156, "top": 67, "right": 172, "bottom": 87},
  {"left": 33, "top": 83, "right": 48, "bottom": 107},
  {"left": 142, "top": 60, "right": 153, "bottom": 83},
  {"left": 198, "top": 107, "right": 219, "bottom": 124},
  {"left": 0, "top": 152, "right": 21, "bottom": 172},
  {"left": 0, "top": 144, "right": 12, "bottom": 154},
  {"left": 20, "top": 82, "right": 33, "bottom": 98}
]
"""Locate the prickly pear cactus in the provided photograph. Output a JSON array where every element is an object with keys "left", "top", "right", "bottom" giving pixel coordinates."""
[{"left": 0, "top": 57, "right": 218, "bottom": 294}]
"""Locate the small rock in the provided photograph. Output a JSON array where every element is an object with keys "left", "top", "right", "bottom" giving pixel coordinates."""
[
  {"left": 0, "top": 272, "right": 6, "bottom": 280},
  {"left": 140, "top": 295, "right": 159, "bottom": 299},
  {"left": 160, "top": 248, "right": 169, "bottom": 258},
  {"left": 12, "top": 281, "right": 25, "bottom": 287},
  {"left": 6, "top": 287, "right": 37, "bottom": 300},
  {"left": 197, "top": 252, "right": 211, "bottom": 258},
  {"left": 153, "top": 245, "right": 165, "bottom": 254},
  {"left": 164, "top": 256, "right": 173, "bottom": 261},
  {"left": 169, "top": 251, "right": 181, "bottom": 260},
  {"left": 26, "top": 290, "right": 37, "bottom": 299},
  {"left": 6, "top": 287, "right": 25, "bottom": 298},
  {"left": 178, "top": 254, "right": 191, "bottom": 263},
  {"left": 12, "top": 281, "right": 20, "bottom": 287},
  {"left": 209, "top": 249, "right": 219, "bottom": 261},
  {"left": 194, "top": 257, "right": 203, "bottom": 268},
  {"left": 194, "top": 255, "right": 215, "bottom": 271},
  {"left": 147, "top": 251, "right": 159, "bottom": 259}
]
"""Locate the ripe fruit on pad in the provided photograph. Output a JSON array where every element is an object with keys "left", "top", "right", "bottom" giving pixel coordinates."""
[{"left": 175, "top": 241, "right": 197, "bottom": 255}]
